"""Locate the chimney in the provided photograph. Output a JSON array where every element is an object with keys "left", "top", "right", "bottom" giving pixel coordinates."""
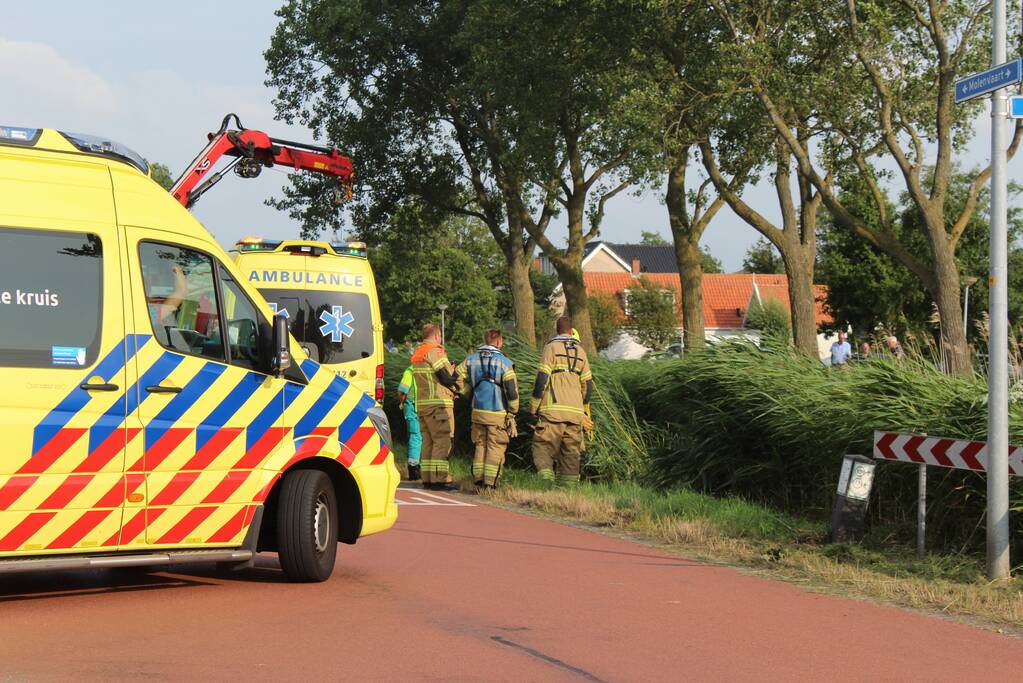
[{"left": 631, "top": 258, "right": 640, "bottom": 275}]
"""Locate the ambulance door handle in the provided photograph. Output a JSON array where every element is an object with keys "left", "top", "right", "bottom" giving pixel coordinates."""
[
  {"left": 80, "top": 382, "right": 119, "bottom": 392},
  {"left": 146, "top": 385, "right": 182, "bottom": 394}
]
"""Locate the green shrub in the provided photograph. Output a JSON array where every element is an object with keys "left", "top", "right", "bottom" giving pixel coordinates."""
[
  {"left": 588, "top": 291, "right": 623, "bottom": 352},
  {"left": 744, "top": 297, "right": 791, "bottom": 341},
  {"left": 627, "top": 277, "right": 679, "bottom": 351}
]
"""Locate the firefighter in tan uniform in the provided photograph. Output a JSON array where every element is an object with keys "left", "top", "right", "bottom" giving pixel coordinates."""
[
  {"left": 410, "top": 323, "right": 460, "bottom": 491},
  {"left": 456, "top": 329, "right": 519, "bottom": 491},
  {"left": 531, "top": 316, "right": 594, "bottom": 486}
]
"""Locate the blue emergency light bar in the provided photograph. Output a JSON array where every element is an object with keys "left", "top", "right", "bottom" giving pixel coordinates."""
[{"left": 0, "top": 126, "right": 41, "bottom": 145}]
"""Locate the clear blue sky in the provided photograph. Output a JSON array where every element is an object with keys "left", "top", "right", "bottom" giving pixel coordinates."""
[{"left": 4, "top": 1, "right": 1018, "bottom": 271}]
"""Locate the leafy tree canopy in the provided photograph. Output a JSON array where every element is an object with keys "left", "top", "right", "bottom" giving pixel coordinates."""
[
  {"left": 588, "top": 291, "right": 623, "bottom": 352},
  {"left": 530, "top": 269, "right": 562, "bottom": 345},
  {"left": 640, "top": 230, "right": 669, "bottom": 246},
  {"left": 744, "top": 297, "right": 792, "bottom": 342},
  {"left": 148, "top": 162, "right": 174, "bottom": 191},
  {"left": 701, "top": 246, "right": 723, "bottom": 274},
  {"left": 742, "top": 239, "right": 785, "bottom": 274},
  {"left": 371, "top": 204, "right": 499, "bottom": 350},
  {"left": 817, "top": 172, "right": 1023, "bottom": 344},
  {"left": 628, "top": 277, "right": 678, "bottom": 351}
]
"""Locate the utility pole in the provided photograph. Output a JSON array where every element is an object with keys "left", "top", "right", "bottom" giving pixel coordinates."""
[
  {"left": 963, "top": 276, "right": 978, "bottom": 326},
  {"left": 438, "top": 304, "right": 448, "bottom": 346},
  {"left": 987, "top": 0, "right": 1010, "bottom": 580}
]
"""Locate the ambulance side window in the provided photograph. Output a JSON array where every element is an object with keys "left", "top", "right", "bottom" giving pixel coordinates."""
[
  {"left": 0, "top": 227, "right": 103, "bottom": 368},
  {"left": 217, "top": 265, "right": 262, "bottom": 372},
  {"left": 139, "top": 242, "right": 226, "bottom": 362}
]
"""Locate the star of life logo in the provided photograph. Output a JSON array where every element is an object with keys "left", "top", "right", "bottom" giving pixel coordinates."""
[{"left": 319, "top": 305, "right": 355, "bottom": 342}]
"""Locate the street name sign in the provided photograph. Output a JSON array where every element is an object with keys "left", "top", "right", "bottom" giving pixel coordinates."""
[{"left": 954, "top": 58, "right": 1022, "bottom": 104}]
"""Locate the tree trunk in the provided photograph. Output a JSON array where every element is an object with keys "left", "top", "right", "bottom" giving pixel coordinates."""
[
  {"left": 676, "top": 240, "right": 704, "bottom": 351},
  {"left": 505, "top": 240, "right": 536, "bottom": 347},
  {"left": 554, "top": 185, "right": 596, "bottom": 354},
  {"left": 780, "top": 243, "right": 818, "bottom": 357},
  {"left": 666, "top": 156, "right": 705, "bottom": 351},
  {"left": 930, "top": 240, "right": 969, "bottom": 374},
  {"left": 556, "top": 262, "right": 596, "bottom": 355}
]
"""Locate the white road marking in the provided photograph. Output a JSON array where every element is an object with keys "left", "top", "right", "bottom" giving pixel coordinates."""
[{"left": 396, "top": 490, "right": 476, "bottom": 507}]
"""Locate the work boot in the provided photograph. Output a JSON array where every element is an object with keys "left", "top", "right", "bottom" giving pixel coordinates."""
[
  {"left": 473, "top": 480, "right": 484, "bottom": 494},
  {"left": 407, "top": 463, "right": 421, "bottom": 481},
  {"left": 431, "top": 482, "right": 459, "bottom": 492}
]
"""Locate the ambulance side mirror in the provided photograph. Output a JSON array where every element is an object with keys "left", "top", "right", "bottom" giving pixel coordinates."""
[{"left": 271, "top": 313, "right": 292, "bottom": 376}]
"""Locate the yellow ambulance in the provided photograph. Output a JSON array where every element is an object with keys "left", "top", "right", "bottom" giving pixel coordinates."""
[
  {"left": 233, "top": 239, "right": 385, "bottom": 404},
  {"left": 0, "top": 126, "right": 398, "bottom": 582}
]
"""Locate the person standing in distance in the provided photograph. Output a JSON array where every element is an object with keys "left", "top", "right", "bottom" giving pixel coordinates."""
[
  {"left": 410, "top": 323, "right": 460, "bottom": 490},
  {"left": 457, "top": 329, "right": 519, "bottom": 491},
  {"left": 886, "top": 335, "right": 905, "bottom": 359},
  {"left": 830, "top": 331, "right": 852, "bottom": 367},
  {"left": 531, "top": 316, "right": 593, "bottom": 487}
]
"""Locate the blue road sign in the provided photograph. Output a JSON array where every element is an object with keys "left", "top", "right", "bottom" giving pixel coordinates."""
[
  {"left": 1010, "top": 95, "right": 1023, "bottom": 118},
  {"left": 955, "top": 59, "right": 1022, "bottom": 103}
]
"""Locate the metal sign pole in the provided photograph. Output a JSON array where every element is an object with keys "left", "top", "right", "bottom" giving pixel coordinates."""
[
  {"left": 987, "top": 0, "right": 1011, "bottom": 580},
  {"left": 917, "top": 464, "right": 927, "bottom": 558}
]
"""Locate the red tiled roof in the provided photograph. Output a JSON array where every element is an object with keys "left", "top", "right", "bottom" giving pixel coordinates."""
[{"left": 583, "top": 272, "right": 832, "bottom": 329}]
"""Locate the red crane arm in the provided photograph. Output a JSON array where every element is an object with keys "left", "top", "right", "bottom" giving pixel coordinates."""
[{"left": 169, "top": 113, "right": 353, "bottom": 209}]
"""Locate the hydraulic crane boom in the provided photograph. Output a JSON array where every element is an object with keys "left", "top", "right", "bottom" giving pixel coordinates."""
[{"left": 170, "top": 113, "right": 353, "bottom": 209}]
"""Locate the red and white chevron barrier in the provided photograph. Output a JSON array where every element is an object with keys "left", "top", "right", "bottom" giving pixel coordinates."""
[{"left": 873, "top": 431, "right": 1023, "bottom": 476}]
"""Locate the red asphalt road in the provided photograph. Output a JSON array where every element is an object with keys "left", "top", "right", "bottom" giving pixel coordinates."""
[{"left": 1, "top": 487, "right": 1022, "bottom": 682}]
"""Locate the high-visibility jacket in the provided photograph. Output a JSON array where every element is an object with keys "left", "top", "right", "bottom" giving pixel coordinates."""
[
  {"left": 457, "top": 345, "right": 519, "bottom": 425},
  {"left": 410, "top": 342, "right": 457, "bottom": 412},
  {"left": 397, "top": 365, "right": 417, "bottom": 410},
  {"left": 531, "top": 335, "right": 593, "bottom": 424}
]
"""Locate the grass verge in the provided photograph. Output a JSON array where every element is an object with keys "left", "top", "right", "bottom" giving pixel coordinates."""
[{"left": 450, "top": 465, "right": 1023, "bottom": 633}]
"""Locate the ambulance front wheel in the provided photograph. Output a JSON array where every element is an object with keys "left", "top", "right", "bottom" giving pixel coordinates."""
[{"left": 277, "top": 469, "right": 339, "bottom": 582}]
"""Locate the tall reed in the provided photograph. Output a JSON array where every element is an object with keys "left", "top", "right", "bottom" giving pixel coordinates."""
[{"left": 623, "top": 342, "right": 1023, "bottom": 552}]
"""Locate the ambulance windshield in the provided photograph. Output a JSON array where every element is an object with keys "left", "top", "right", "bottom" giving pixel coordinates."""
[{"left": 261, "top": 289, "right": 374, "bottom": 365}]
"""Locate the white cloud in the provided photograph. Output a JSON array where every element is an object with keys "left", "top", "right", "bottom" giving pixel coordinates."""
[{"left": 0, "top": 39, "right": 118, "bottom": 125}]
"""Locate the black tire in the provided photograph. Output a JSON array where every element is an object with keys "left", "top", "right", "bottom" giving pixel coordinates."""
[{"left": 276, "top": 469, "right": 338, "bottom": 582}]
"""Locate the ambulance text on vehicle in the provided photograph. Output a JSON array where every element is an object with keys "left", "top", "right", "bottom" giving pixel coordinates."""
[{"left": 233, "top": 239, "right": 385, "bottom": 403}]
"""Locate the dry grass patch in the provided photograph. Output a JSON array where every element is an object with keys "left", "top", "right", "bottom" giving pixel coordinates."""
[
  {"left": 494, "top": 487, "right": 621, "bottom": 526},
  {"left": 643, "top": 516, "right": 718, "bottom": 546},
  {"left": 769, "top": 548, "right": 1023, "bottom": 628}
]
